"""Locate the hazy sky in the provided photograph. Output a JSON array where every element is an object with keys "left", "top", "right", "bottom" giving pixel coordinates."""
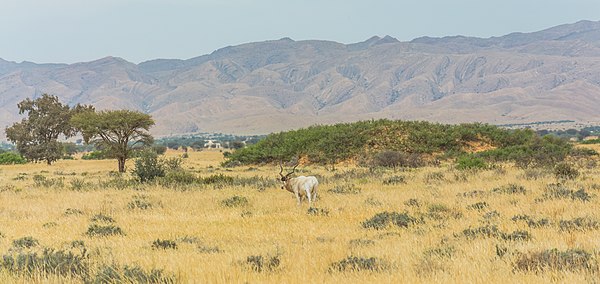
[{"left": 1, "top": 0, "right": 599, "bottom": 64}]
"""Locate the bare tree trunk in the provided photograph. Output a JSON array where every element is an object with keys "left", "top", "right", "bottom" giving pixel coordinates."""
[{"left": 118, "top": 157, "right": 126, "bottom": 173}]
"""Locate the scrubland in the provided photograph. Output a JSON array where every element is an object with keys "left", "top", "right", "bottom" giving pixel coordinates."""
[{"left": 0, "top": 149, "right": 599, "bottom": 283}]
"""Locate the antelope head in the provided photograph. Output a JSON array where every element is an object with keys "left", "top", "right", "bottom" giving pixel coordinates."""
[{"left": 279, "top": 160, "right": 299, "bottom": 189}]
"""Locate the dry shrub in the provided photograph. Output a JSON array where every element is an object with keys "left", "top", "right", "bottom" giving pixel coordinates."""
[
  {"left": 514, "top": 249, "right": 598, "bottom": 273},
  {"left": 329, "top": 256, "right": 389, "bottom": 272}
]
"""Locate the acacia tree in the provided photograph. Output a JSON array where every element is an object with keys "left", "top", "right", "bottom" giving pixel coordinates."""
[
  {"left": 71, "top": 110, "right": 154, "bottom": 173},
  {"left": 5, "top": 94, "right": 92, "bottom": 165}
]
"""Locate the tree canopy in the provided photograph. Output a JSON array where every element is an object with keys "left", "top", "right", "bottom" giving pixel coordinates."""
[
  {"left": 71, "top": 110, "right": 155, "bottom": 172},
  {"left": 5, "top": 94, "right": 92, "bottom": 165}
]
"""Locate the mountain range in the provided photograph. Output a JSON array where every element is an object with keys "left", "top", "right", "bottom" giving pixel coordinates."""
[{"left": 2, "top": 20, "right": 600, "bottom": 137}]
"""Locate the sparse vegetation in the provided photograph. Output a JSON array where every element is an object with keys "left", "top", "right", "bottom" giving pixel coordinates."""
[
  {"left": 220, "top": 196, "right": 249, "bottom": 208},
  {"left": 362, "top": 211, "right": 418, "bottom": 230},
  {"left": 1, "top": 130, "right": 600, "bottom": 282},
  {"left": 329, "top": 256, "right": 389, "bottom": 272}
]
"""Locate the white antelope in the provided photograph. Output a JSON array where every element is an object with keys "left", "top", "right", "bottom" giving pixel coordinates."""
[{"left": 279, "top": 162, "right": 319, "bottom": 206}]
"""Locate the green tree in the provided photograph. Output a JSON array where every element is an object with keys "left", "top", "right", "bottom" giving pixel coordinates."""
[
  {"left": 71, "top": 110, "right": 154, "bottom": 173},
  {"left": 5, "top": 94, "right": 91, "bottom": 165}
]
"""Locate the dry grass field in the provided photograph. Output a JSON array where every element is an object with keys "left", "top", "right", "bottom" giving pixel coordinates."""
[{"left": 0, "top": 149, "right": 599, "bottom": 283}]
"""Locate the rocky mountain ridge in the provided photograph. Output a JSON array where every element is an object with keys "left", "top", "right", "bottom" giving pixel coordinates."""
[{"left": 1, "top": 20, "right": 600, "bottom": 137}]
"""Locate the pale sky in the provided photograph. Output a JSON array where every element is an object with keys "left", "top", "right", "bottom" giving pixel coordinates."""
[{"left": 1, "top": 0, "right": 599, "bottom": 64}]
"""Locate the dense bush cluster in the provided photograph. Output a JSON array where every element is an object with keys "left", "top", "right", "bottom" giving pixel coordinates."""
[
  {"left": 0, "top": 152, "right": 27, "bottom": 165},
  {"left": 223, "top": 119, "right": 590, "bottom": 168}
]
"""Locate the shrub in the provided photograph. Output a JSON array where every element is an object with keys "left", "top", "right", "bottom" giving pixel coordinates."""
[
  {"left": 159, "top": 170, "right": 200, "bottom": 186},
  {"left": 163, "top": 157, "right": 183, "bottom": 171},
  {"left": 521, "top": 168, "right": 548, "bottom": 180},
  {"left": 1, "top": 248, "right": 89, "bottom": 278},
  {"left": 328, "top": 184, "right": 361, "bottom": 194},
  {"left": 128, "top": 195, "right": 153, "bottom": 210},
  {"left": 403, "top": 198, "right": 421, "bottom": 207},
  {"left": 424, "top": 171, "right": 445, "bottom": 183},
  {"left": 203, "top": 174, "right": 234, "bottom": 185},
  {"left": 456, "top": 154, "right": 487, "bottom": 170},
  {"left": 0, "top": 152, "right": 27, "bottom": 164},
  {"left": 151, "top": 144, "right": 167, "bottom": 155},
  {"left": 221, "top": 196, "right": 249, "bottom": 208},
  {"left": 426, "top": 204, "right": 463, "bottom": 220},
  {"left": 70, "top": 178, "right": 91, "bottom": 191},
  {"left": 198, "top": 245, "right": 223, "bottom": 254},
  {"left": 245, "top": 254, "right": 280, "bottom": 272},
  {"left": 362, "top": 211, "right": 418, "bottom": 230},
  {"left": 329, "top": 256, "right": 388, "bottom": 272},
  {"left": 467, "top": 202, "right": 489, "bottom": 210},
  {"left": 132, "top": 151, "right": 165, "bottom": 183},
  {"left": 12, "top": 236, "right": 39, "bottom": 249},
  {"left": 349, "top": 239, "right": 375, "bottom": 247},
  {"left": 543, "top": 184, "right": 591, "bottom": 201},
  {"left": 458, "top": 190, "right": 488, "bottom": 198},
  {"left": 93, "top": 264, "right": 176, "bottom": 284},
  {"left": 461, "top": 225, "right": 502, "bottom": 239},
  {"left": 511, "top": 215, "right": 550, "bottom": 228},
  {"left": 492, "top": 184, "right": 526, "bottom": 194},
  {"left": 502, "top": 230, "right": 531, "bottom": 241},
  {"left": 383, "top": 175, "right": 406, "bottom": 185},
  {"left": 81, "top": 151, "right": 107, "bottom": 160},
  {"left": 152, "top": 239, "right": 177, "bottom": 250},
  {"left": 33, "top": 175, "right": 64, "bottom": 188},
  {"left": 64, "top": 208, "right": 84, "bottom": 216},
  {"left": 559, "top": 217, "right": 600, "bottom": 232},
  {"left": 90, "top": 214, "right": 115, "bottom": 223},
  {"left": 307, "top": 207, "right": 330, "bottom": 216},
  {"left": 86, "top": 224, "right": 124, "bottom": 237},
  {"left": 372, "top": 150, "right": 424, "bottom": 168},
  {"left": 424, "top": 245, "right": 456, "bottom": 259},
  {"left": 514, "top": 249, "right": 597, "bottom": 273},
  {"left": 554, "top": 163, "right": 580, "bottom": 180}
]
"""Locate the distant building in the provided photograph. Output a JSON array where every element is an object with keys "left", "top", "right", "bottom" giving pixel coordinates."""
[{"left": 203, "top": 140, "right": 222, "bottom": 149}]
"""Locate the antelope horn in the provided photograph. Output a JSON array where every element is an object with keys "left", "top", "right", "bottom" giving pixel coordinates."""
[
  {"left": 279, "top": 160, "right": 285, "bottom": 179},
  {"left": 286, "top": 161, "right": 299, "bottom": 178}
]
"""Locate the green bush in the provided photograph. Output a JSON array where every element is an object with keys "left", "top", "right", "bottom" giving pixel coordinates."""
[
  {"left": 554, "top": 162, "right": 580, "bottom": 180},
  {"left": 81, "top": 151, "right": 108, "bottom": 160},
  {"left": 159, "top": 170, "right": 200, "bottom": 186},
  {"left": 203, "top": 174, "right": 234, "bottom": 185},
  {"left": 0, "top": 152, "right": 27, "bottom": 164},
  {"left": 224, "top": 120, "right": 546, "bottom": 166},
  {"left": 132, "top": 151, "right": 165, "bottom": 183},
  {"left": 456, "top": 154, "right": 487, "bottom": 170}
]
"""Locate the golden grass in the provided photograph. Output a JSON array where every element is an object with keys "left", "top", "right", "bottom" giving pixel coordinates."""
[{"left": 0, "top": 149, "right": 599, "bottom": 283}]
